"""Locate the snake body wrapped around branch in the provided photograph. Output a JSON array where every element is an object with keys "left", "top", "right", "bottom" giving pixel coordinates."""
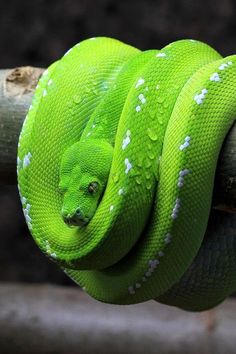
[{"left": 17, "top": 37, "right": 236, "bottom": 311}]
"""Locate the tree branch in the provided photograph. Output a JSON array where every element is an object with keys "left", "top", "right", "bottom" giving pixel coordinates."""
[
  {"left": 0, "top": 283, "right": 236, "bottom": 354},
  {"left": 0, "top": 67, "right": 235, "bottom": 210}
]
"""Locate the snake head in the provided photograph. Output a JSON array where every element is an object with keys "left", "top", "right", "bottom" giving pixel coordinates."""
[{"left": 59, "top": 139, "right": 113, "bottom": 227}]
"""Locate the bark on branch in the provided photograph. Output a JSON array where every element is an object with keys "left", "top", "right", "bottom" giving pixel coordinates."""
[
  {"left": 0, "top": 67, "right": 44, "bottom": 184},
  {"left": 0, "top": 67, "right": 235, "bottom": 210}
]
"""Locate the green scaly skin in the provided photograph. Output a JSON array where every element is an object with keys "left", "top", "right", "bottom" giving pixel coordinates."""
[{"left": 17, "top": 37, "right": 236, "bottom": 311}]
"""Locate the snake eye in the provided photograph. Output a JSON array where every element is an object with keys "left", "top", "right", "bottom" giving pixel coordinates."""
[{"left": 88, "top": 182, "right": 99, "bottom": 194}]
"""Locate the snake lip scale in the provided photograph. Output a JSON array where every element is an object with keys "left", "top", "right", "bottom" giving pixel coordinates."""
[{"left": 18, "top": 37, "right": 236, "bottom": 311}]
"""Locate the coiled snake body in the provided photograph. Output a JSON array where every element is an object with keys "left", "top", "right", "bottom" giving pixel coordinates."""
[{"left": 17, "top": 38, "right": 236, "bottom": 311}]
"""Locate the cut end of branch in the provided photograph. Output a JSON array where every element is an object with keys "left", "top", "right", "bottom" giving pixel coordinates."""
[{"left": 5, "top": 66, "right": 44, "bottom": 97}]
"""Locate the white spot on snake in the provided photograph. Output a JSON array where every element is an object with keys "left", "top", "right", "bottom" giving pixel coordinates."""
[
  {"left": 23, "top": 152, "right": 32, "bottom": 168},
  {"left": 177, "top": 169, "right": 191, "bottom": 188},
  {"left": 210, "top": 73, "right": 220, "bottom": 82},
  {"left": 128, "top": 286, "right": 135, "bottom": 295},
  {"left": 158, "top": 251, "right": 164, "bottom": 257},
  {"left": 179, "top": 169, "right": 191, "bottom": 177},
  {"left": 48, "top": 79, "right": 53, "bottom": 86},
  {"left": 179, "top": 136, "right": 191, "bottom": 151},
  {"left": 45, "top": 240, "right": 51, "bottom": 251},
  {"left": 109, "top": 205, "right": 114, "bottom": 212},
  {"left": 219, "top": 61, "right": 232, "bottom": 70},
  {"left": 164, "top": 233, "right": 172, "bottom": 244},
  {"left": 171, "top": 213, "right": 178, "bottom": 220},
  {"left": 194, "top": 88, "right": 208, "bottom": 105},
  {"left": 156, "top": 84, "right": 160, "bottom": 90},
  {"left": 175, "top": 198, "right": 181, "bottom": 207},
  {"left": 122, "top": 130, "right": 131, "bottom": 150},
  {"left": 23, "top": 202, "right": 32, "bottom": 229},
  {"left": 21, "top": 196, "right": 27, "bottom": 205},
  {"left": 124, "top": 158, "right": 132, "bottom": 174},
  {"left": 138, "top": 93, "right": 146, "bottom": 104},
  {"left": 92, "top": 124, "right": 96, "bottom": 128},
  {"left": 171, "top": 198, "right": 181, "bottom": 220},
  {"left": 144, "top": 259, "right": 160, "bottom": 278},
  {"left": 43, "top": 89, "right": 47, "bottom": 97},
  {"left": 29, "top": 105, "right": 33, "bottom": 111},
  {"left": 219, "top": 64, "right": 226, "bottom": 70},
  {"left": 118, "top": 188, "right": 124, "bottom": 195},
  {"left": 26, "top": 203, "right": 31, "bottom": 211},
  {"left": 25, "top": 214, "right": 32, "bottom": 223},
  {"left": 149, "top": 259, "right": 159, "bottom": 270},
  {"left": 50, "top": 253, "right": 57, "bottom": 259},
  {"left": 136, "top": 105, "right": 141, "bottom": 112},
  {"left": 156, "top": 53, "right": 166, "bottom": 57},
  {"left": 135, "top": 78, "right": 145, "bottom": 88}
]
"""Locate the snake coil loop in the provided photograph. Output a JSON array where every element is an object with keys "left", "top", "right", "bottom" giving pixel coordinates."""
[{"left": 18, "top": 37, "right": 236, "bottom": 311}]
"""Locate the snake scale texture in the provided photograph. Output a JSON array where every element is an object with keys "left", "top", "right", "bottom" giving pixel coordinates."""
[{"left": 17, "top": 37, "right": 236, "bottom": 311}]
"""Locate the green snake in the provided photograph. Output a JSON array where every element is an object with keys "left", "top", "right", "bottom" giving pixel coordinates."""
[{"left": 17, "top": 37, "right": 236, "bottom": 311}]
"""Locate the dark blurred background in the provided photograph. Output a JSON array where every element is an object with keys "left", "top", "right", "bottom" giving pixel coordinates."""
[{"left": 0, "top": 0, "right": 236, "bottom": 285}]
